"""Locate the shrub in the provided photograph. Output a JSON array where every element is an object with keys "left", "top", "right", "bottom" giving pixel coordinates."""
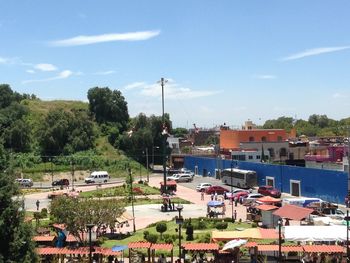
[
  {"left": 143, "top": 230, "right": 149, "bottom": 240},
  {"left": 40, "top": 208, "right": 48, "bottom": 218},
  {"left": 145, "top": 233, "right": 158, "bottom": 243},
  {"left": 215, "top": 221, "right": 228, "bottom": 231},
  {"left": 251, "top": 222, "right": 258, "bottom": 228},
  {"left": 156, "top": 222, "right": 167, "bottom": 239},
  {"left": 197, "top": 220, "right": 207, "bottom": 230},
  {"left": 198, "top": 233, "right": 211, "bottom": 243}
]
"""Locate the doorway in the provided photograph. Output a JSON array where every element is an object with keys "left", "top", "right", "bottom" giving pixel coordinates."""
[{"left": 290, "top": 180, "right": 301, "bottom": 196}]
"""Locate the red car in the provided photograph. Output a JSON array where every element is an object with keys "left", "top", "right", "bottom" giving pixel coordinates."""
[
  {"left": 258, "top": 185, "right": 281, "bottom": 198},
  {"left": 205, "top": 185, "right": 229, "bottom": 195},
  {"left": 231, "top": 191, "right": 249, "bottom": 201}
]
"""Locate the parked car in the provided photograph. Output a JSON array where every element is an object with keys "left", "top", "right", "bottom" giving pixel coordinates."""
[
  {"left": 224, "top": 188, "right": 251, "bottom": 199},
  {"left": 52, "top": 179, "right": 70, "bottom": 187},
  {"left": 258, "top": 185, "right": 281, "bottom": 198},
  {"left": 232, "top": 191, "right": 250, "bottom": 201},
  {"left": 167, "top": 174, "right": 193, "bottom": 182},
  {"left": 16, "top": 178, "right": 33, "bottom": 187},
  {"left": 205, "top": 185, "right": 229, "bottom": 195},
  {"left": 196, "top": 183, "right": 213, "bottom": 192},
  {"left": 242, "top": 193, "right": 264, "bottom": 204}
]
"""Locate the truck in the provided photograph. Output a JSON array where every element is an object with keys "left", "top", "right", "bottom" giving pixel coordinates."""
[{"left": 282, "top": 197, "right": 323, "bottom": 207}]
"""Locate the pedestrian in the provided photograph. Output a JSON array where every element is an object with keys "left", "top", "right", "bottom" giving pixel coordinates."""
[
  {"left": 211, "top": 193, "right": 214, "bottom": 201},
  {"left": 36, "top": 200, "right": 40, "bottom": 211},
  {"left": 234, "top": 210, "right": 237, "bottom": 220},
  {"left": 201, "top": 191, "right": 204, "bottom": 200},
  {"left": 235, "top": 197, "right": 238, "bottom": 207},
  {"left": 214, "top": 192, "right": 218, "bottom": 201}
]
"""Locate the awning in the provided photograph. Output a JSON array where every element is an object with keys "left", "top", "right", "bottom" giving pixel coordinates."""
[
  {"left": 36, "top": 247, "right": 121, "bottom": 256},
  {"left": 207, "top": 201, "right": 224, "bottom": 207},
  {"left": 160, "top": 180, "right": 176, "bottom": 186},
  {"left": 150, "top": 243, "right": 174, "bottom": 251},
  {"left": 273, "top": 204, "right": 313, "bottom": 221},
  {"left": 128, "top": 241, "right": 151, "bottom": 249},
  {"left": 212, "top": 228, "right": 278, "bottom": 242},
  {"left": 257, "top": 196, "right": 281, "bottom": 203},
  {"left": 256, "top": 204, "right": 278, "bottom": 211},
  {"left": 182, "top": 243, "right": 219, "bottom": 251},
  {"left": 116, "top": 211, "right": 133, "bottom": 224},
  {"left": 302, "top": 245, "right": 344, "bottom": 253},
  {"left": 284, "top": 225, "right": 347, "bottom": 242},
  {"left": 32, "top": 236, "right": 55, "bottom": 242}
]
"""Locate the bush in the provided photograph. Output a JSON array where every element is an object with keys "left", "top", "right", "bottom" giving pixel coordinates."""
[
  {"left": 198, "top": 233, "right": 211, "bottom": 243},
  {"left": 197, "top": 220, "right": 207, "bottom": 230},
  {"left": 215, "top": 221, "right": 228, "bottom": 231},
  {"left": 145, "top": 233, "right": 158, "bottom": 243},
  {"left": 143, "top": 230, "right": 149, "bottom": 240},
  {"left": 251, "top": 222, "right": 258, "bottom": 228},
  {"left": 156, "top": 222, "right": 167, "bottom": 239},
  {"left": 40, "top": 208, "right": 48, "bottom": 218}
]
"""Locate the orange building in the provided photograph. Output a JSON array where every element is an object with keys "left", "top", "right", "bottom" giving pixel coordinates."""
[{"left": 220, "top": 129, "right": 287, "bottom": 150}]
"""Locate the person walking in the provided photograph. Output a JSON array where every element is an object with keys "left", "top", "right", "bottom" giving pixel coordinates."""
[
  {"left": 201, "top": 191, "right": 205, "bottom": 200},
  {"left": 211, "top": 193, "right": 214, "bottom": 201},
  {"left": 36, "top": 200, "right": 40, "bottom": 211}
]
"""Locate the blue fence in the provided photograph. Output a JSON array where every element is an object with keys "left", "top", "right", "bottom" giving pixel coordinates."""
[{"left": 184, "top": 156, "right": 347, "bottom": 204}]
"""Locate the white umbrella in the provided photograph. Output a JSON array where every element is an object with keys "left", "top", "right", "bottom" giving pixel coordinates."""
[{"left": 222, "top": 239, "right": 247, "bottom": 251}]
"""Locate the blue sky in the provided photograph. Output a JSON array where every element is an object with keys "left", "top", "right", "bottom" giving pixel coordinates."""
[{"left": 1, "top": 1, "right": 350, "bottom": 128}]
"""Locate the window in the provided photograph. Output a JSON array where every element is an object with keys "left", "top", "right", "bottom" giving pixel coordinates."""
[
  {"left": 256, "top": 155, "right": 261, "bottom": 159},
  {"left": 280, "top": 148, "right": 287, "bottom": 157},
  {"left": 268, "top": 148, "right": 275, "bottom": 158},
  {"left": 248, "top": 155, "right": 253, "bottom": 160},
  {"left": 266, "top": 176, "right": 275, "bottom": 187},
  {"left": 290, "top": 180, "right": 301, "bottom": 196},
  {"left": 261, "top": 136, "right": 267, "bottom": 142},
  {"left": 249, "top": 136, "right": 255, "bottom": 142}
]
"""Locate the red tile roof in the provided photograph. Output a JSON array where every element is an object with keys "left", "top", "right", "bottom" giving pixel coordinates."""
[
  {"left": 256, "top": 204, "right": 278, "bottom": 211},
  {"left": 32, "top": 235, "right": 55, "bottom": 242},
  {"left": 66, "top": 234, "right": 79, "bottom": 242},
  {"left": 302, "top": 245, "right": 344, "bottom": 253},
  {"left": 36, "top": 247, "right": 121, "bottom": 255},
  {"left": 257, "top": 245, "right": 303, "bottom": 252},
  {"left": 128, "top": 241, "right": 151, "bottom": 249},
  {"left": 257, "top": 196, "right": 281, "bottom": 203},
  {"left": 150, "top": 243, "right": 174, "bottom": 251},
  {"left": 182, "top": 243, "right": 219, "bottom": 251},
  {"left": 273, "top": 204, "right": 313, "bottom": 221},
  {"left": 160, "top": 180, "right": 177, "bottom": 186}
]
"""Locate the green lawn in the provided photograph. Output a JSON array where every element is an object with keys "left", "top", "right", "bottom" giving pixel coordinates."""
[{"left": 79, "top": 183, "right": 161, "bottom": 198}]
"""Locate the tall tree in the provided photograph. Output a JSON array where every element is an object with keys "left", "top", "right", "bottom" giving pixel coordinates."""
[
  {"left": 87, "top": 87, "right": 129, "bottom": 132},
  {"left": 0, "top": 172, "right": 37, "bottom": 262}
]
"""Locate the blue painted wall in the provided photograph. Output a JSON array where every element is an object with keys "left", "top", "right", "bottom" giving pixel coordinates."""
[{"left": 184, "top": 156, "right": 347, "bottom": 204}]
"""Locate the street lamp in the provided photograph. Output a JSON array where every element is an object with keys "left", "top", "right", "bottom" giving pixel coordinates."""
[
  {"left": 50, "top": 157, "right": 54, "bottom": 188},
  {"left": 176, "top": 204, "right": 184, "bottom": 262},
  {"left": 159, "top": 77, "right": 168, "bottom": 193},
  {"left": 86, "top": 223, "right": 94, "bottom": 263},
  {"left": 70, "top": 160, "right": 75, "bottom": 191},
  {"left": 278, "top": 218, "right": 283, "bottom": 262}
]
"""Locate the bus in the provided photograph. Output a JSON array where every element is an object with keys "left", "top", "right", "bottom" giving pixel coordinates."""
[{"left": 221, "top": 168, "right": 257, "bottom": 189}]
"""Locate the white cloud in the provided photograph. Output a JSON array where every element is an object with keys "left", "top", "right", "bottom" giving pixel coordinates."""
[
  {"left": 282, "top": 46, "right": 350, "bottom": 61},
  {"left": 0, "top": 57, "right": 7, "bottom": 64},
  {"left": 49, "top": 30, "right": 161, "bottom": 47},
  {"left": 253, "top": 74, "right": 277, "bottom": 79},
  {"left": 22, "top": 70, "right": 73, "bottom": 84},
  {"left": 124, "top": 80, "right": 221, "bottom": 99},
  {"left": 94, "top": 70, "right": 116, "bottom": 75},
  {"left": 123, "top": 82, "right": 146, "bottom": 90},
  {"left": 332, "top": 92, "right": 347, "bottom": 99},
  {"left": 26, "top": 69, "right": 35, "bottom": 74},
  {"left": 34, "top": 63, "right": 57, "bottom": 72}
]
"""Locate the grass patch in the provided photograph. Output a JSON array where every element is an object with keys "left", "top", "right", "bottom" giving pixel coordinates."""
[{"left": 79, "top": 184, "right": 160, "bottom": 198}]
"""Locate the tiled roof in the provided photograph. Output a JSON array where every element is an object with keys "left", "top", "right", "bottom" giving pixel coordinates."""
[
  {"left": 182, "top": 243, "right": 219, "bottom": 251},
  {"left": 257, "top": 245, "right": 303, "bottom": 252},
  {"left": 150, "top": 243, "right": 174, "bottom": 251},
  {"left": 212, "top": 228, "right": 278, "bottom": 242},
  {"left": 66, "top": 234, "right": 79, "bottom": 242},
  {"left": 273, "top": 204, "right": 313, "bottom": 220},
  {"left": 302, "top": 245, "right": 344, "bottom": 253},
  {"left": 36, "top": 247, "right": 121, "bottom": 256},
  {"left": 128, "top": 241, "right": 151, "bottom": 249},
  {"left": 32, "top": 235, "right": 55, "bottom": 242},
  {"left": 160, "top": 180, "right": 177, "bottom": 186},
  {"left": 257, "top": 196, "right": 281, "bottom": 203}
]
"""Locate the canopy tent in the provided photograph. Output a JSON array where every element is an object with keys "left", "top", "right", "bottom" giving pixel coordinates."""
[
  {"left": 273, "top": 204, "right": 314, "bottom": 221},
  {"left": 284, "top": 225, "right": 347, "bottom": 242},
  {"left": 222, "top": 239, "right": 247, "bottom": 251},
  {"left": 207, "top": 201, "right": 225, "bottom": 207},
  {"left": 212, "top": 228, "right": 278, "bottom": 242},
  {"left": 256, "top": 196, "right": 281, "bottom": 204}
]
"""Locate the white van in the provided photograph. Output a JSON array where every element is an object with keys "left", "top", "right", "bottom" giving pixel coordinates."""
[
  {"left": 282, "top": 197, "right": 322, "bottom": 207},
  {"left": 85, "top": 171, "right": 110, "bottom": 184}
]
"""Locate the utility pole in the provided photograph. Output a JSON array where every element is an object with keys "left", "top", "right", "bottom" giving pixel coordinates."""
[
  {"left": 129, "top": 167, "right": 136, "bottom": 232},
  {"left": 348, "top": 130, "right": 350, "bottom": 207}
]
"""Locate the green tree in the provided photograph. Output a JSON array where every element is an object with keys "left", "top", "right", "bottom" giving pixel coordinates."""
[
  {"left": 215, "top": 221, "right": 228, "bottom": 231},
  {"left": 87, "top": 87, "right": 129, "bottom": 131},
  {"left": 50, "top": 197, "right": 125, "bottom": 243},
  {"left": 172, "top": 127, "right": 188, "bottom": 138},
  {"left": 156, "top": 221, "right": 167, "bottom": 240},
  {"left": 0, "top": 172, "right": 37, "bottom": 262}
]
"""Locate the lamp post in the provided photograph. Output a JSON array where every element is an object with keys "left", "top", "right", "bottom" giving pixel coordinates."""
[
  {"left": 159, "top": 78, "right": 168, "bottom": 193},
  {"left": 86, "top": 223, "right": 94, "bottom": 263},
  {"left": 70, "top": 160, "right": 75, "bottom": 191},
  {"left": 278, "top": 218, "right": 283, "bottom": 262},
  {"left": 128, "top": 167, "right": 136, "bottom": 233},
  {"left": 176, "top": 204, "right": 184, "bottom": 262},
  {"left": 50, "top": 157, "right": 54, "bottom": 188},
  {"left": 146, "top": 147, "right": 149, "bottom": 182}
]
